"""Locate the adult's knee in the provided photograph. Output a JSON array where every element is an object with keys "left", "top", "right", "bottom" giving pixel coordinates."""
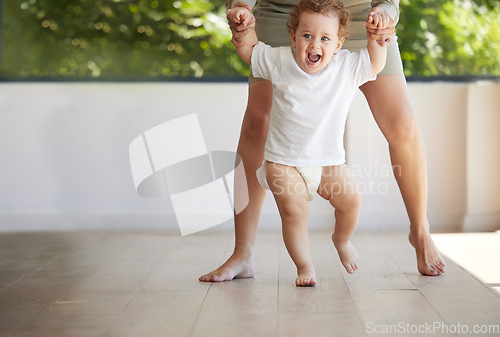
[
  {"left": 246, "top": 103, "right": 270, "bottom": 130},
  {"left": 383, "top": 108, "right": 420, "bottom": 147},
  {"left": 241, "top": 103, "right": 271, "bottom": 142},
  {"left": 240, "top": 80, "right": 273, "bottom": 143}
]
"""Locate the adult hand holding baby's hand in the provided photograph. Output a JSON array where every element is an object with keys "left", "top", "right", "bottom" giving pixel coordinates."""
[
  {"left": 227, "top": 2, "right": 256, "bottom": 47},
  {"left": 364, "top": 7, "right": 395, "bottom": 47}
]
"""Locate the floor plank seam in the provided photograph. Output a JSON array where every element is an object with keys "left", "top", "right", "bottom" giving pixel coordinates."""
[
  {"left": 486, "top": 282, "right": 500, "bottom": 292},
  {"left": 46, "top": 235, "right": 149, "bottom": 309},
  {"left": 462, "top": 270, "right": 500, "bottom": 298},
  {"left": 189, "top": 280, "right": 213, "bottom": 337},
  {"left": 189, "top": 234, "right": 232, "bottom": 337},
  {"left": 46, "top": 241, "right": 127, "bottom": 309},
  {"left": 372, "top": 233, "right": 466, "bottom": 336},
  {"left": 0, "top": 247, "right": 71, "bottom": 293},
  {"left": 416, "top": 287, "right": 464, "bottom": 336},
  {"left": 99, "top": 254, "right": 165, "bottom": 337},
  {"left": 435, "top": 250, "right": 500, "bottom": 298},
  {"left": 1, "top": 232, "right": 498, "bottom": 337},
  {"left": 48, "top": 278, "right": 82, "bottom": 309},
  {"left": 374, "top": 232, "right": 420, "bottom": 288},
  {"left": 99, "top": 287, "right": 145, "bottom": 337},
  {"left": 340, "top": 271, "right": 371, "bottom": 337},
  {"left": 99, "top": 234, "right": 186, "bottom": 336}
]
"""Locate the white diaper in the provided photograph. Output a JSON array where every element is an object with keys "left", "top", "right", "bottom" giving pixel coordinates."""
[{"left": 256, "top": 161, "right": 322, "bottom": 201}]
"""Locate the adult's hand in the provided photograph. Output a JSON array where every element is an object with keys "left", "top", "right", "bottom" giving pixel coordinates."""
[
  {"left": 227, "top": 2, "right": 256, "bottom": 47},
  {"left": 364, "top": 7, "right": 396, "bottom": 47}
]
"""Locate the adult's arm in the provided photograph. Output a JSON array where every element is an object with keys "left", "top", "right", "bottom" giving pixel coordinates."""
[
  {"left": 372, "top": 0, "right": 399, "bottom": 24},
  {"left": 227, "top": 7, "right": 259, "bottom": 64},
  {"left": 367, "top": 0, "right": 399, "bottom": 46},
  {"left": 227, "top": 1, "right": 399, "bottom": 22},
  {"left": 226, "top": 0, "right": 256, "bottom": 10},
  {"left": 226, "top": 1, "right": 257, "bottom": 47}
]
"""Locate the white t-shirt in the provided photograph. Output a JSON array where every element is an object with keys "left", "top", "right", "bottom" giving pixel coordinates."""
[{"left": 251, "top": 41, "right": 376, "bottom": 167}]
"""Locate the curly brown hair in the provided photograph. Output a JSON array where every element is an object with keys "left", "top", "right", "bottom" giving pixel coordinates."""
[{"left": 287, "top": 0, "right": 351, "bottom": 42}]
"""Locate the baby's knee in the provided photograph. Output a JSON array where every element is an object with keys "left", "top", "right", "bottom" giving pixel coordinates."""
[
  {"left": 279, "top": 200, "right": 310, "bottom": 222},
  {"left": 333, "top": 188, "right": 362, "bottom": 213},
  {"left": 346, "top": 190, "right": 362, "bottom": 211}
]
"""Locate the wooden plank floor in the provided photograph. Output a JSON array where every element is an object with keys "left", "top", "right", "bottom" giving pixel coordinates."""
[{"left": 0, "top": 231, "right": 499, "bottom": 337}]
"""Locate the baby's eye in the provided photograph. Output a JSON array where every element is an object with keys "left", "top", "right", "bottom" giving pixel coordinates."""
[
  {"left": 303, "top": 34, "right": 312, "bottom": 39},
  {"left": 321, "top": 36, "right": 330, "bottom": 41}
]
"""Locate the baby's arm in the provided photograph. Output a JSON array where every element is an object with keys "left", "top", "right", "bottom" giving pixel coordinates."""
[
  {"left": 227, "top": 7, "right": 258, "bottom": 64},
  {"left": 366, "top": 11, "right": 389, "bottom": 75}
]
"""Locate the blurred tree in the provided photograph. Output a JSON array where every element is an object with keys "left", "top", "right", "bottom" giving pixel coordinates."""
[
  {"left": 398, "top": 0, "right": 500, "bottom": 76},
  {"left": 0, "top": 0, "right": 499, "bottom": 78},
  {"left": 1, "top": 0, "right": 246, "bottom": 78}
]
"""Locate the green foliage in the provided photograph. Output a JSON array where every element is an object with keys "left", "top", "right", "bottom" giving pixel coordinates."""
[
  {"left": 398, "top": 0, "right": 500, "bottom": 76},
  {"left": 1, "top": 0, "right": 247, "bottom": 78},
  {"left": 1, "top": 0, "right": 499, "bottom": 78}
]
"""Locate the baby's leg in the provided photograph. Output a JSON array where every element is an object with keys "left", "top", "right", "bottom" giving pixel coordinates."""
[
  {"left": 318, "top": 165, "right": 361, "bottom": 274},
  {"left": 266, "top": 162, "right": 316, "bottom": 286}
]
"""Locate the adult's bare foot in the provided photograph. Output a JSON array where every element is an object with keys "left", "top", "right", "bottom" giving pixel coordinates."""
[
  {"left": 199, "top": 253, "right": 255, "bottom": 282},
  {"left": 409, "top": 226, "right": 446, "bottom": 276}
]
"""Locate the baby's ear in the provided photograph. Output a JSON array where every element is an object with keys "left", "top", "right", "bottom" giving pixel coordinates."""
[
  {"left": 290, "top": 30, "right": 297, "bottom": 48},
  {"left": 334, "top": 39, "right": 344, "bottom": 53}
]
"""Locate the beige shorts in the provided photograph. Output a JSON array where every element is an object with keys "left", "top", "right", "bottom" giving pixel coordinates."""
[
  {"left": 250, "top": 3, "right": 404, "bottom": 83},
  {"left": 256, "top": 161, "right": 323, "bottom": 201}
]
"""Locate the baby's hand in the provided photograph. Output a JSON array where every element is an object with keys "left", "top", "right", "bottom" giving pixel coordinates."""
[
  {"left": 364, "top": 7, "right": 395, "bottom": 46},
  {"left": 366, "top": 9, "right": 391, "bottom": 29},
  {"left": 227, "top": 7, "right": 255, "bottom": 28},
  {"left": 227, "top": 6, "right": 255, "bottom": 47}
]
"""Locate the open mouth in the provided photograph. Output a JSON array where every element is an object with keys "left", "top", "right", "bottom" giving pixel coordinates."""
[{"left": 307, "top": 53, "right": 321, "bottom": 64}]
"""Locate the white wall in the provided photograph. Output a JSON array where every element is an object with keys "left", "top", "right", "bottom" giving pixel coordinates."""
[
  {"left": 0, "top": 81, "right": 499, "bottom": 233},
  {"left": 464, "top": 83, "right": 500, "bottom": 231}
]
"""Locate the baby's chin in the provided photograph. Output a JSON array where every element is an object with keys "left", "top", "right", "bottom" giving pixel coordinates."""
[
  {"left": 300, "top": 54, "right": 333, "bottom": 74},
  {"left": 300, "top": 63, "right": 327, "bottom": 74}
]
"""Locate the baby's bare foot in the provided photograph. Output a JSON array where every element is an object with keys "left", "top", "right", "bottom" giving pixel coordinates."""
[
  {"left": 332, "top": 237, "right": 359, "bottom": 274},
  {"left": 409, "top": 228, "right": 446, "bottom": 276},
  {"left": 199, "top": 254, "right": 255, "bottom": 282},
  {"left": 296, "top": 266, "right": 317, "bottom": 286}
]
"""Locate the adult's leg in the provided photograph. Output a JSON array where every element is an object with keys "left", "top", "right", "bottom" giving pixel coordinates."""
[
  {"left": 199, "top": 80, "right": 272, "bottom": 282},
  {"left": 360, "top": 75, "right": 446, "bottom": 276}
]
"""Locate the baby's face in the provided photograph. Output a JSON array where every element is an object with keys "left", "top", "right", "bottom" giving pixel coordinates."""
[{"left": 290, "top": 11, "right": 343, "bottom": 74}]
